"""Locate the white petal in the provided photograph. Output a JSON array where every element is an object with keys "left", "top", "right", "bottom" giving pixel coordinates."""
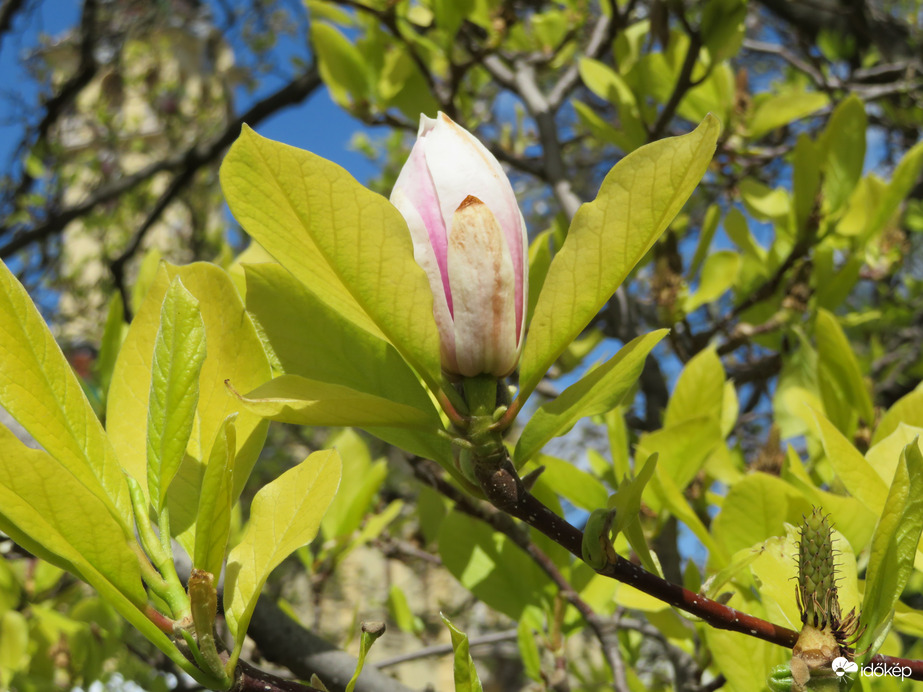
[
  {"left": 391, "top": 187, "right": 458, "bottom": 372},
  {"left": 447, "top": 197, "right": 519, "bottom": 377}
]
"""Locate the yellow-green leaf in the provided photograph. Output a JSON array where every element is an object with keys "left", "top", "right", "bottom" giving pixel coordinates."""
[
  {"left": 860, "top": 440, "right": 923, "bottom": 656},
  {"left": 663, "top": 347, "right": 725, "bottom": 428},
  {"left": 224, "top": 449, "right": 341, "bottom": 654},
  {"left": 748, "top": 90, "right": 828, "bottom": 140},
  {"left": 147, "top": 278, "right": 206, "bottom": 513},
  {"left": 816, "top": 308, "right": 874, "bottom": 427},
  {"left": 193, "top": 415, "right": 237, "bottom": 578},
  {"left": 515, "top": 330, "right": 667, "bottom": 465},
  {"left": 107, "top": 262, "right": 270, "bottom": 555},
  {"left": 684, "top": 250, "right": 740, "bottom": 311},
  {"left": 519, "top": 115, "right": 720, "bottom": 403},
  {"left": 0, "top": 424, "right": 145, "bottom": 606},
  {"left": 441, "top": 614, "right": 484, "bottom": 692},
  {"left": 811, "top": 409, "right": 889, "bottom": 515},
  {"left": 0, "top": 259, "right": 131, "bottom": 529},
  {"left": 220, "top": 125, "right": 441, "bottom": 391},
  {"left": 237, "top": 374, "right": 439, "bottom": 429},
  {"left": 819, "top": 95, "right": 866, "bottom": 214}
]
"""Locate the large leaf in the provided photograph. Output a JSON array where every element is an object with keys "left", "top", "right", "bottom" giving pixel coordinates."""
[
  {"left": 236, "top": 375, "right": 439, "bottom": 429},
  {"left": 220, "top": 125, "right": 442, "bottom": 391},
  {"left": 243, "top": 263, "right": 449, "bottom": 464},
  {"left": 0, "top": 425, "right": 145, "bottom": 606},
  {"left": 0, "top": 260, "right": 131, "bottom": 528},
  {"left": 859, "top": 441, "right": 923, "bottom": 656},
  {"left": 0, "top": 431, "right": 216, "bottom": 687},
  {"left": 438, "top": 510, "right": 551, "bottom": 622},
  {"left": 519, "top": 115, "right": 719, "bottom": 402},
  {"left": 107, "top": 263, "right": 271, "bottom": 555},
  {"left": 811, "top": 409, "right": 889, "bottom": 515},
  {"left": 711, "top": 472, "right": 812, "bottom": 556},
  {"left": 224, "top": 449, "right": 341, "bottom": 661},
  {"left": 146, "top": 278, "right": 207, "bottom": 513},
  {"left": 514, "top": 330, "right": 667, "bottom": 465}
]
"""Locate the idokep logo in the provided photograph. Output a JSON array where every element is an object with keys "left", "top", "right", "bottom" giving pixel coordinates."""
[
  {"left": 831, "top": 656, "right": 913, "bottom": 680},
  {"left": 831, "top": 657, "right": 858, "bottom": 677}
]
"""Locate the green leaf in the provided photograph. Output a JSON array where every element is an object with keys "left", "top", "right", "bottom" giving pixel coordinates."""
[
  {"left": 864, "top": 139, "right": 923, "bottom": 237},
  {"left": 525, "top": 454, "right": 608, "bottom": 511},
  {"left": 236, "top": 374, "right": 438, "bottom": 429},
  {"left": 685, "top": 250, "right": 739, "bottom": 312},
  {"left": 441, "top": 614, "right": 484, "bottom": 692},
  {"left": 517, "top": 619, "right": 542, "bottom": 682},
  {"left": 711, "top": 472, "right": 812, "bottom": 556},
  {"left": 664, "top": 347, "right": 726, "bottom": 429},
  {"left": 609, "top": 453, "right": 658, "bottom": 538},
  {"left": 0, "top": 259, "right": 132, "bottom": 529},
  {"left": 321, "top": 429, "right": 386, "bottom": 540},
  {"left": 243, "top": 263, "right": 449, "bottom": 465},
  {"left": 748, "top": 90, "right": 828, "bottom": 140},
  {"left": 514, "top": 330, "right": 667, "bottom": 465},
  {"left": 859, "top": 440, "right": 923, "bottom": 657},
  {"left": 0, "top": 425, "right": 146, "bottom": 607},
  {"left": 815, "top": 308, "right": 874, "bottom": 427},
  {"left": 220, "top": 125, "right": 442, "bottom": 392},
  {"left": 792, "top": 134, "right": 821, "bottom": 236},
  {"left": 388, "top": 585, "right": 424, "bottom": 634},
  {"left": 96, "top": 292, "right": 127, "bottom": 397},
  {"left": 0, "top": 610, "right": 29, "bottom": 686},
  {"left": 146, "top": 278, "right": 207, "bottom": 513},
  {"left": 526, "top": 230, "right": 554, "bottom": 323},
  {"left": 438, "top": 510, "right": 551, "bottom": 622},
  {"left": 873, "top": 384, "right": 923, "bottom": 445},
  {"left": 687, "top": 203, "right": 720, "bottom": 279},
  {"left": 519, "top": 115, "right": 720, "bottom": 403},
  {"left": 811, "top": 409, "right": 889, "bottom": 515},
  {"left": 311, "top": 23, "right": 370, "bottom": 107},
  {"left": 193, "top": 415, "right": 237, "bottom": 578},
  {"left": 107, "top": 263, "right": 271, "bottom": 555},
  {"left": 224, "top": 449, "right": 341, "bottom": 659},
  {"left": 636, "top": 417, "right": 721, "bottom": 506},
  {"left": 819, "top": 95, "right": 867, "bottom": 214}
]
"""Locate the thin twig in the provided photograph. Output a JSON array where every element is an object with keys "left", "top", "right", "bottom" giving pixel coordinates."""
[{"left": 373, "top": 629, "right": 518, "bottom": 669}]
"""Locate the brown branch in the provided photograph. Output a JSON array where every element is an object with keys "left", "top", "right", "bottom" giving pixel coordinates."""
[
  {"left": 2, "top": 64, "right": 321, "bottom": 265},
  {"left": 0, "top": 0, "right": 25, "bottom": 49},
  {"left": 648, "top": 22, "right": 702, "bottom": 140},
  {"left": 107, "top": 62, "right": 320, "bottom": 316},
  {"left": 233, "top": 659, "right": 324, "bottom": 692}
]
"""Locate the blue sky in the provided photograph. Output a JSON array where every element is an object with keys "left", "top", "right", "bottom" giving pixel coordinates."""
[{"left": 0, "top": 0, "right": 377, "bottom": 189}]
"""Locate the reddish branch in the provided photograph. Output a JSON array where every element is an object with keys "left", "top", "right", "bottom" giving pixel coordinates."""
[{"left": 414, "top": 453, "right": 923, "bottom": 682}]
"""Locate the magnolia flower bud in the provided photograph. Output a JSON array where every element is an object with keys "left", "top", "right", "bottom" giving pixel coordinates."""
[{"left": 391, "top": 112, "right": 528, "bottom": 378}]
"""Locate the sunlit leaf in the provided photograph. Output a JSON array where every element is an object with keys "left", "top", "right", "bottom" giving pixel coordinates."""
[
  {"left": 193, "top": 415, "right": 237, "bottom": 579},
  {"left": 146, "top": 278, "right": 206, "bottom": 514},
  {"left": 441, "top": 614, "right": 484, "bottom": 692},
  {"left": 224, "top": 450, "right": 341, "bottom": 658},
  {"left": 515, "top": 330, "right": 667, "bottom": 465},
  {"left": 0, "top": 260, "right": 131, "bottom": 528},
  {"left": 519, "top": 115, "right": 720, "bottom": 403},
  {"left": 220, "top": 125, "right": 442, "bottom": 391},
  {"left": 859, "top": 441, "right": 923, "bottom": 657}
]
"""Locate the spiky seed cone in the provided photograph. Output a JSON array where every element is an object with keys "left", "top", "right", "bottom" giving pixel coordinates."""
[{"left": 797, "top": 508, "right": 839, "bottom": 629}]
